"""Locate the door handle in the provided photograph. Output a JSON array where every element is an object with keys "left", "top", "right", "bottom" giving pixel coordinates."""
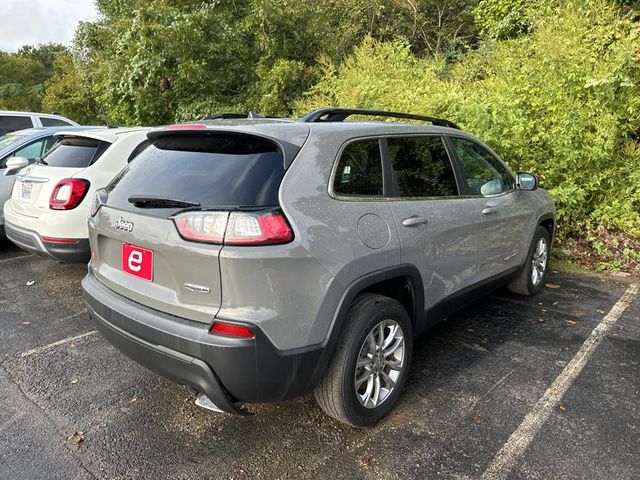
[
  {"left": 402, "top": 216, "right": 429, "bottom": 227},
  {"left": 482, "top": 207, "right": 498, "bottom": 215}
]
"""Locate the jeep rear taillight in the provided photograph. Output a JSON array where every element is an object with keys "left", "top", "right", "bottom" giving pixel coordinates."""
[
  {"left": 50, "top": 179, "right": 90, "bottom": 210},
  {"left": 173, "top": 210, "right": 293, "bottom": 246}
]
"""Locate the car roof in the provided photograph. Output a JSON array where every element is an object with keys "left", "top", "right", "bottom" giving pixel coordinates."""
[{"left": 0, "top": 110, "right": 71, "bottom": 118}]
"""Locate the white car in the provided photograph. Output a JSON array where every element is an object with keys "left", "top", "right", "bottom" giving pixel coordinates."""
[{"left": 3, "top": 127, "right": 150, "bottom": 262}]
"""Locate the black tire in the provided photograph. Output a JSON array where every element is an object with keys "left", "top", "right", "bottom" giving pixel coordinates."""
[
  {"left": 508, "top": 226, "right": 551, "bottom": 296},
  {"left": 314, "top": 293, "right": 413, "bottom": 427}
]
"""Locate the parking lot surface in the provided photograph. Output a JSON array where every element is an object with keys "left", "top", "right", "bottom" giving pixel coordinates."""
[{"left": 0, "top": 238, "right": 638, "bottom": 480}]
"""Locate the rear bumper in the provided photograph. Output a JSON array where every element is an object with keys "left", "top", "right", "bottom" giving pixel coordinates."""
[
  {"left": 5, "top": 222, "right": 89, "bottom": 263},
  {"left": 81, "top": 269, "right": 331, "bottom": 410}
]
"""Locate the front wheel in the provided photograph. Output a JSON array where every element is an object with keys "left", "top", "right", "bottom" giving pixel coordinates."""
[
  {"left": 508, "top": 226, "right": 551, "bottom": 296},
  {"left": 314, "top": 293, "right": 413, "bottom": 427}
]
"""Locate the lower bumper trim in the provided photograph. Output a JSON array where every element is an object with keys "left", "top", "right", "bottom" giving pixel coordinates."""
[
  {"left": 4, "top": 222, "right": 89, "bottom": 263},
  {"left": 87, "top": 301, "right": 249, "bottom": 416}
]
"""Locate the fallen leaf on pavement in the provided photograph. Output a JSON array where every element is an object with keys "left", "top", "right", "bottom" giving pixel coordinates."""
[
  {"left": 473, "top": 415, "right": 481, "bottom": 425},
  {"left": 67, "top": 431, "right": 85, "bottom": 448},
  {"left": 565, "top": 319, "right": 577, "bottom": 325},
  {"left": 559, "top": 405, "right": 566, "bottom": 412},
  {"left": 545, "top": 283, "right": 561, "bottom": 289}
]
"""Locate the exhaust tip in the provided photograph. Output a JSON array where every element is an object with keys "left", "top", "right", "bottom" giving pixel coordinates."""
[{"left": 195, "top": 393, "right": 225, "bottom": 413}]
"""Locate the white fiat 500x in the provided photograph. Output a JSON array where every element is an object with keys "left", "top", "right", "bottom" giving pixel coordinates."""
[{"left": 3, "top": 127, "right": 150, "bottom": 262}]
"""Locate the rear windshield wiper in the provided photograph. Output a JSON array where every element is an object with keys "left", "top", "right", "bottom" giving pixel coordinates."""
[{"left": 128, "top": 195, "right": 201, "bottom": 209}]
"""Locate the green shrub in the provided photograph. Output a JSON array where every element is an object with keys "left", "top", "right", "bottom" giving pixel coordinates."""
[{"left": 299, "top": 0, "right": 640, "bottom": 241}]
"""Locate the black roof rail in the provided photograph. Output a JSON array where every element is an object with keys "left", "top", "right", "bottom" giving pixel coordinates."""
[
  {"left": 302, "top": 107, "right": 460, "bottom": 129},
  {"left": 200, "top": 111, "right": 267, "bottom": 121}
]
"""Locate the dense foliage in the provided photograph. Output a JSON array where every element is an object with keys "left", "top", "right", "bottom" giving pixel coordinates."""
[
  {"left": 0, "top": 0, "right": 638, "bottom": 263},
  {"left": 37, "top": 0, "right": 479, "bottom": 126},
  {"left": 299, "top": 1, "right": 640, "bottom": 243}
]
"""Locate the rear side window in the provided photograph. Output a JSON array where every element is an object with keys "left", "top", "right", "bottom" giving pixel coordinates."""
[
  {"left": 387, "top": 136, "right": 458, "bottom": 198},
  {"left": 0, "top": 115, "right": 32, "bottom": 135},
  {"left": 106, "top": 133, "right": 286, "bottom": 209},
  {"left": 39, "top": 117, "right": 73, "bottom": 127},
  {"left": 42, "top": 137, "right": 110, "bottom": 168},
  {"left": 333, "top": 139, "right": 383, "bottom": 197}
]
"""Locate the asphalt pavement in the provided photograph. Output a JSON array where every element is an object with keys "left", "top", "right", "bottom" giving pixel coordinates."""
[{"left": 0, "top": 237, "right": 638, "bottom": 480}]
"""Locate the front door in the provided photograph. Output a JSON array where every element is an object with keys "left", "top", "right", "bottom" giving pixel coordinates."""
[{"left": 448, "top": 136, "right": 532, "bottom": 281}]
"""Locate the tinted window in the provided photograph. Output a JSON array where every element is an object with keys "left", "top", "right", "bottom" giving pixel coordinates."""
[
  {"left": 333, "top": 139, "right": 383, "bottom": 196},
  {"left": 40, "top": 117, "right": 73, "bottom": 127},
  {"left": 387, "top": 136, "right": 458, "bottom": 197},
  {"left": 450, "top": 137, "right": 512, "bottom": 196},
  {"left": 13, "top": 139, "right": 47, "bottom": 160},
  {"left": 42, "top": 137, "right": 110, "bottom": 168},
  {"left": 0, "top": 116, "right": 32, "bottom": 135},
  {"left": 106, "top": 133, "right": 286, "bottom": 210}
]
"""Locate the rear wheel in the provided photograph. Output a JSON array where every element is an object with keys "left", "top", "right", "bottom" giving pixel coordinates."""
[
  {"left": 508, "top": 226, "right": 551, "bottom": 296},
  {"left": 314, "top": 293, "right": 413, "bottom": 427}
]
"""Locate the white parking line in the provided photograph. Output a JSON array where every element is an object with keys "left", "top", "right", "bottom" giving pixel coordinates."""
[
  {"left": 481, "top": 283, "right": 639, "bottom": 480},
  {"left": 20, "top": 330, "right": 97, "bottom": 358},
  {"left": 0, "top": 254, "right": 30, "bottom": 265}
]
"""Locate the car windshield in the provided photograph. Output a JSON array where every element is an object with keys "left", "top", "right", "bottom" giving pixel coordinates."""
[{"left": 0, "top": 133, "right": 27, "bottom": 150}]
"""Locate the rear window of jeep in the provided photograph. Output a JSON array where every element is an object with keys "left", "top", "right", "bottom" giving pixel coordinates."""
[{"left": 105, "top": 133, "right": 285, "bottom": 209}]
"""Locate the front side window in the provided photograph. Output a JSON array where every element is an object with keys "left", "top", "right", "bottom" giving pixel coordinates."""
[
  {"left": 333, "top": 139, "right": 383, "bottom": 197},
  {"left": 449, "top": 137, "right": 512, "bottom": 196},
  {"left": 387, "top": 136, "right": 458, "bottom": 198}
]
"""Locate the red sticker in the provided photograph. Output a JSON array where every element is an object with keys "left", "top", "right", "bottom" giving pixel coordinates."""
[{"left": 122, "top": 243, "right": 153, "bottom": 281}]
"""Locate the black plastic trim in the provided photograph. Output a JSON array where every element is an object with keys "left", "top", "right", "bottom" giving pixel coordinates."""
[
  {"left": 303, "top": 108, "right": 461, "bottom": 129},
  {"left": 81, "top": 271, "right": 329, "bottom": 404}
]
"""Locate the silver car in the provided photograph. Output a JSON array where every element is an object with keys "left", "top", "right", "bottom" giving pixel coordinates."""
[{"left": 81, "top": 108, "right": 555, "bottom": 426}]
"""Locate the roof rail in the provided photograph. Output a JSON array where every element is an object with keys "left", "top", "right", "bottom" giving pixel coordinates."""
[
  {"left": 302, "top": 107, "right": 460, "bottom": 129},
  {"left": 201, "top": 112, "right": 267, "bottom": 121}
]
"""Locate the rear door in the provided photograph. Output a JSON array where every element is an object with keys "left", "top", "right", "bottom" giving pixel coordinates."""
[
  {"left": 447, "top": 136, "right": 532, "bottom": 280},
  {"left": 91, "top": 131, "right": 291, "bottom": 323},
  {"left": 384, "top": 135, "right": 480, "bottom": 311}
]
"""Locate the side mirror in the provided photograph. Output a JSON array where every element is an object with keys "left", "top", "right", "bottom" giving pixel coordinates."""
[
  {"left": 516, "top": 172, "right": 538, "bottom": 191},
  {"left": 3, "top": 156, "right": 30, "bottom": 176},
  {"left": 480, "top": 178, "right": 504, "bottom": 196}
]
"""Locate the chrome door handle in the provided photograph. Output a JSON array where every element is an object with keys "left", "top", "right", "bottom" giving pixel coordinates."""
[
  {"left": 482, "top": 207, "right": 498, "bottom": 215},
  {"left": 402, "top": 216, "right": 429, "bottom": 227}
]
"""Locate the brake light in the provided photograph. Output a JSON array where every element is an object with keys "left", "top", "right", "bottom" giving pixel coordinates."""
[
  {"left": 50, "top": 179, "right": 90, "bottom": 210},
  {"left": 210, "top": 321, "right": 255, "bottom": 339},
  {"left": 173, "top": 210, "right": 293, "bottom": 246},
  {"left": 225, "top": 211, "right": 293, "bottom": 245},
  {"left": 165, "top": 124, "right": 207, "bottom": 130}
]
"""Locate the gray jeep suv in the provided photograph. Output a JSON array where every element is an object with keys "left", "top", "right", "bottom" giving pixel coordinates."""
[{"left": 81, "top": 108, "right": 555, "bottom": 426}]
